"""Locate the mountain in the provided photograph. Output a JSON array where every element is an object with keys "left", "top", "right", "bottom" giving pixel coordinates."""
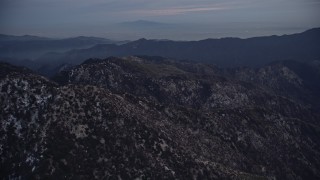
[
  {"left": 2, "top": 28, "right": 319, "bottom": 77},
  {"left": 1, "top": 56, "right": 320, "bottom": 179},
  {"left": 0, "top": 34, "right": 51, "bottom": 42},
  {"left": 0, "top": 35, "right": 117, "bottom": 60},
  {"left": 224, "top": 60, "right": 320, "bottom": 110},
  {"left": 34, "top": 28, "right": 320, "bottom": 71}
]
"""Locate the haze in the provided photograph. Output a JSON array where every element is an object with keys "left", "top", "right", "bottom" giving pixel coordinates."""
[{"left": 1, "top": 0, "right": 320, "bottom": 40}]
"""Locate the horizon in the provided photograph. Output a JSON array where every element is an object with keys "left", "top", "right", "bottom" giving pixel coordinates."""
[
  {"left": 1, "top": 0, "right": 320, "bottom": 40},
  {"left": 1, "top": 24, "right": 319, "bottom": 41}
]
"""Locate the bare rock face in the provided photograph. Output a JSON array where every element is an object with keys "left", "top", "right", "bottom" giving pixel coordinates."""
[{"left": 1, "top": 57, "right": 320, "bottom": 179}]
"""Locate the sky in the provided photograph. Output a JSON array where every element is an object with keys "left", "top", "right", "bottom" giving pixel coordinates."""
[{"left": 0, "top": 0, "right": 320, "bottom": 40}]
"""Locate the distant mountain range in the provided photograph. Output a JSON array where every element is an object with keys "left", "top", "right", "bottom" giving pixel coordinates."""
[
  {"left": 0, "top": 34, "right": 119, "bottom": 60},
  {"left": 0, "top": 28, "right": 319, "bottom": 76},
  {"left": 0, "top": 34, "right": 51, "bottom": 41}
]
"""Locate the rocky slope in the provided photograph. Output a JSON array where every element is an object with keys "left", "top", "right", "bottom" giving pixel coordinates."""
[{"left": 1, "top": 57, "right": 320, "bottom": 179}]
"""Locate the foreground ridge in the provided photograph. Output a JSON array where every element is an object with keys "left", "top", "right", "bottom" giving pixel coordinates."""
[{"left": 1, "top": 57, "right": 320, "bottom": 179}]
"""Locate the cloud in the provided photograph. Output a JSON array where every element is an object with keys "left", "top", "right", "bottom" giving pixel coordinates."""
[{"left": 123, "top": 3, "right": 239, "bottom": 16}]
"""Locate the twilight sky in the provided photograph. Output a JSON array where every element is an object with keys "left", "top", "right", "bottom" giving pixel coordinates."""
[{"left": 0, "top": 0, "right": 320, "bottom": 40}]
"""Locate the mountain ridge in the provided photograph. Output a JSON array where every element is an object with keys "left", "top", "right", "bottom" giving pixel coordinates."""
[
  {"left": 1, "top": 57, "right": 320, "bottom": 179},
  {"left": 30, "top": 27, "right": 320, "bottom": 76}
]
